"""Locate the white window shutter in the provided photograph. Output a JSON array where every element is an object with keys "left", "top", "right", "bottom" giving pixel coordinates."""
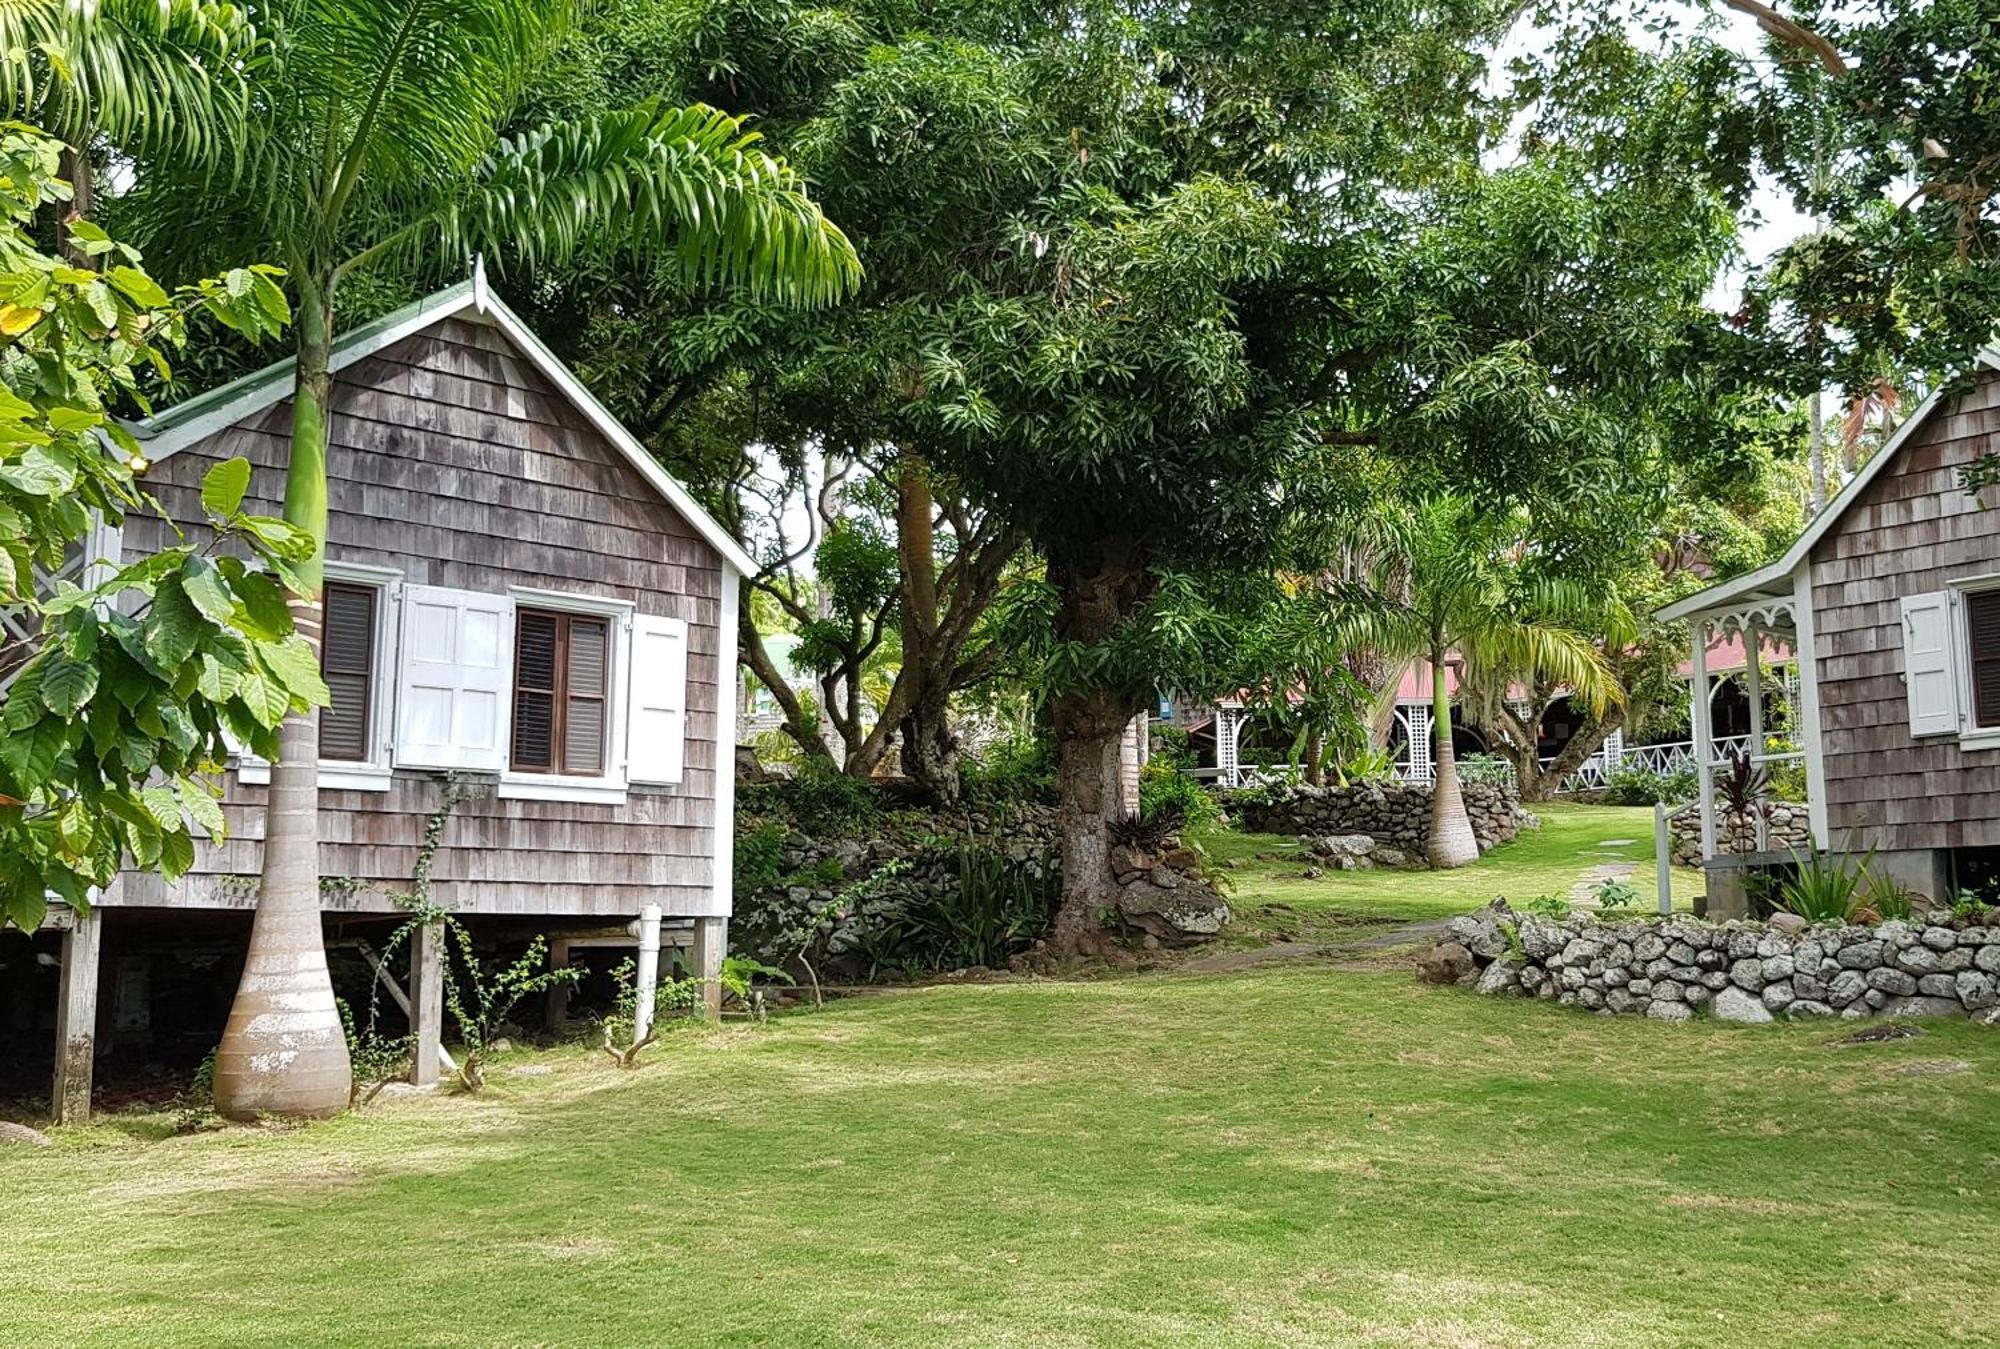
[
  {"left": 1900, "top": 590, "right": 1960, "bottom": 737},
  {"left": 627, "top": 615, "right": 689, "bottom": 785},
  {"left": 394, "top": 586, "right": 514, "bottom": 771}
]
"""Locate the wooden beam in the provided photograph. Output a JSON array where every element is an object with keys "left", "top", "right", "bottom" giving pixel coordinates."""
[
  {"left": 52, "top": 908, "right": 102, "bottom": 1125},
  {"left": 408, "top": 920, "right": 445, "bottom": 1088},
  {"left": 692, "top": 916, "right": 726, "bottom": 1023}
]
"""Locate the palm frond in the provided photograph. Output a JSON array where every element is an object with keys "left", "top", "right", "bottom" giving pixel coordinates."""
[
  {"left": 0, "top": 0, "right": 254, "bottom": 166},
  {"left": 366, "top": 101, "right": 860, "bottom": 306}
]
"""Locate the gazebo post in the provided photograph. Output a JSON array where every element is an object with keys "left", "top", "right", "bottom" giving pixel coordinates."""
[
  {"left": 1691, "top": 618, "right": 1716, "bottom": 862},
  {"left": 1743, "top": 619, "right": 1768, "bottom": 853}
]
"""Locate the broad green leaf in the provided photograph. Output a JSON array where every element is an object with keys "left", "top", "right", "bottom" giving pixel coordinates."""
[
  {"left": 138, "top": 785, "right": 182, "bottom": 830},
  {"left": 181, "top": 556, "right": 236, "bottom": 625},
  {"left": 0, "top": 444, "right": 75, "bottom": 495},
  {"left": 236, "top": 668, "right": 290, "bottom": 728},
  {"left": 200, "top": 456, "right": 252, "bottom": 519},
  {"left": 142, "top": 582, "right": 202, "bottom": 669},
  {"left": 229, "top": 570, "right": 292, "bottom": 639},
  {"left": 174, "top": 778, "right": 227, "bottom": 838},
  {"left": 56, "top": 798, "right": 92, "bottom": 856},
  {"left": 105, "top": 266, "right": 170, "bottom": 309},
  {"left": 158, "top": 824, "right": 195, "bottom": 879},
  {"left": 38, "top": 657, "right": 98, "bottom": 716},
  {"left": 257, "top": 635, "right": 330, "bottom": 706}
]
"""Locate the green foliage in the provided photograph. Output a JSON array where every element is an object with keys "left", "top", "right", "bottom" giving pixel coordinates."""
[
  {"left": 733, "top": 821, "right": 787, "bottom": 891},
  {"left": 1775, "top": 850, "right": 1872, "bottom": 924},
  {"left": 1589, "top": 877, "right": 1641, "bottom": 912},
  {"left": 1601, "top": 762, "right": 1696, "bottom": 807},
  {"left": 778, "top": 760, "right": 879, "bottom": 835},
  {"left": 902, "top": 848, "right": 1058, "bottom": 972},
  {"left": 1453, "top": 754, "right": 1516, "bottom": 789},
  {"left": 338, "top": 996, "right": 413, "bottom": 1107},
  {"left": 1523, "top": 895, "right": 1571, "bottom": 920},
  {"left": 959, "top": 731, "right": 1056, "bottom": 805},
  {"left": 439, "top": 926, "right": 579, "bottom": 1091},
  {"left": 599, "top": 954, "right": 706, "bottom": 1067},
  {"left": 1138, "top": 760, "right": 1219, "bottom": 834},
  {"left": 0, "top": 128, "right": 324, "bottom": 931},
  {"left": 1149, "top": 723, "right": 1196, "bottom": 771}
]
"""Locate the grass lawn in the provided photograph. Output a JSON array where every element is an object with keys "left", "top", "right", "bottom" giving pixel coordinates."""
[
  {"left": 8, "top": 964, "right": 2000, "bottom": 1347},
  {"left": 1203, "top": 802, "right": 1707, "bottom": 946}
]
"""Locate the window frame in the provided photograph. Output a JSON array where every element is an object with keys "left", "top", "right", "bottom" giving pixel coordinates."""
[
  {"left": 233, "top": 561, "right": 401, "bottom": 792},
  {"left": 498, "top": 586, "right": 634, "bottom": 804},
  {"left": 1948, "top": 574, "right": 2000, "bottom": 753},
  {"left": 508, "top": 607, "right": 613, "bottom": 778},
  {"left": 319, "top": 580, "right": 379, "bottom": 763}
]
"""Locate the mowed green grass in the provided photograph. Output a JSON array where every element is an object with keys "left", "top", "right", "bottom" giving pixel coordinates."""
[
  {"left": 1204, "top": 802, "right": 1706, "bottom": 943},
  {"left": 7, "top": 964, "right": 2000, "bottom": 1347}
]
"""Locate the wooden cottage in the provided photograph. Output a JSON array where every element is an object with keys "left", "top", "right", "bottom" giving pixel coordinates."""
[
  {"left": 1661, "top": 349, "right": 2000, "bottom": 914},
  {"left": 23, "top": 277, "right": 747, "bottom": 1115}
]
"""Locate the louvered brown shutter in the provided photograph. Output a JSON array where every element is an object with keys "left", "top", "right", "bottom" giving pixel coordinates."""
[
  {"left": 563, "top": 617, "right": 608, "bottom": 775},
  {"left": 512, "top": 611, "right": 560, "bottom": 771},
  {"left": 1968, "top": 590, "right": 2000, "bottom": 728},
  {"left": 319, "top": 583, "right": 376, "bottom": 761}
]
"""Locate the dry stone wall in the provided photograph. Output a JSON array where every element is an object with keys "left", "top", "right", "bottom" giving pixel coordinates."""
[
  {"left": 1667, "top": 803, "right": 1811, "bottom": 867},
  {"left": 1233, "top": 779, "right": 1531, "bottom": 857},
  {"left": 1432, "top": 902, "right": 2000, "bottom": 1025}
]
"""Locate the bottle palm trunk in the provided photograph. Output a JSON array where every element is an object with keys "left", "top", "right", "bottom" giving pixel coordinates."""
[
  {"left": 212, "top": 282, "right": 351, "bottom": 1119},
  {"left": 1426, "top": 651, "right": 1479, "bottom": 869}
]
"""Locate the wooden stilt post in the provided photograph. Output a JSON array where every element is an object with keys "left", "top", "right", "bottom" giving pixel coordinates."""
[
  {"left": 545, "top": 938, "right": 572, "bottom": 1032},
  {"left": 408, "top": 919, "right": 445, "bottom": 1087},
  {"left": 52, "top": 908, "right": 103, "bottom": 1125},
  {"left": 692, "top": 916, "right": 726, "bottom": 1023}
]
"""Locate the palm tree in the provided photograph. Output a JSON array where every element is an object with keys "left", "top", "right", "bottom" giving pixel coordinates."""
[
  {"left": 81, "top": 0, "right": 859, "bottom": 1118},
  {"left": 1342, "top": 495, "right": 1618, "bottom": 869}
]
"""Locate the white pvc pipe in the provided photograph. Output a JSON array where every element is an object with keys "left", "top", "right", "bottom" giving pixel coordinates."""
[{"left": 632, "top": 904, "right": 662, "bottom": 1042}]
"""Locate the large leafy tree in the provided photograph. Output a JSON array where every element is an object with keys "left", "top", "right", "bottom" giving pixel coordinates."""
[
  {"left": 99, "top": 0, "right": 859, "bottom": 1119},
  {"left": 0, "top": 124, "right": 321, "bottom": 934}
]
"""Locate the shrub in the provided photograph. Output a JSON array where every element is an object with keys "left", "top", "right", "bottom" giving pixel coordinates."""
[
  {"left": 1524, "top": 894, "right": 1571, "bottom": 919},
  {"left": 783, "top": 761, "right": 881, "bottom": 834},
  {"left": 1601, "top": 761, "right": 1697, "bottom": 807},
  {"left": 734, "top": 822, "right": 787, "bottom": 891},
  {"left": 1590, "top": 877, "right": 1642, "bottom": 910},
  {"left": 1139, "top": 760, "right": 1220, "bottom": 832},
  {"left": 1455, "top": 753, "right": 1515, "bottom": 787},
  {"left": 961, "top": 732, "right": 1057, "bottom": 804},
  {"left": 1149, "top": 722, "right": 1198, "bottom": 770},
  {"left": 905, "top": 848, "right": 1059, "bottom": 971},
  {"left": 1109, "top": 806, "right": 1184, "bottom": 853}
]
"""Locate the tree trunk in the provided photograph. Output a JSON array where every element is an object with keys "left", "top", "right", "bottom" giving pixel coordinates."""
[
  {"left": 1426, "top": 648, "right": 1479, "bottom": 869},
  {"left": 213, "top": 279, "right": 352, "bottom": 1120},
  {"left": 1048, "top": 692, "right": 1128, "bottom": 955},
  {"left": 893, "top": 452, "right": 959, "bottom": 802},
  {"left": 1302, "top": 725, "right": 1325, "bottom": 787},
  {"left": 1044, "top": 544, "right": 1150, "bottom": 954}
]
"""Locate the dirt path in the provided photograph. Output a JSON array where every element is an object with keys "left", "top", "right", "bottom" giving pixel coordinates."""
[{"left": 1181, "top": 917, "right": 1452, "bottom": 974}]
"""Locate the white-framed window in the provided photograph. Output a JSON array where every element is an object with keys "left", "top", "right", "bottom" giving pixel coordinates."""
[
  {"left": 237, "top": 561, "right": 401, "bottom": 792},
  {"left": 1902, "top": 577, "right": 2000, "bottom": 751},
  {"left": 495, "top": 586, "right": 634, "bottom": 805}
]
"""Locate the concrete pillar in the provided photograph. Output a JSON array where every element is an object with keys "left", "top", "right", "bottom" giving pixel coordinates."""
[
  {"left": 545, "top": 937, "right": 572, "bottom": 1031},
  {"left": 408, "top": 919, "right": 445, "bottom": 1087},
  {"left": 52, "top": 908, "right": 103, "bottom": 1125},
  {"left": 692, "top": 916, "right": 727, "bottom": 1023}
]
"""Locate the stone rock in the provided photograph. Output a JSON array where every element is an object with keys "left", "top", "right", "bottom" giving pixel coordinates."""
[
  {"left": 1796, "top": 973, "right": 1827, "bottom": 1001},
  {"left": 1881, "top": 996, "right": 1966, "bottom": 1021},
  {"left": 1628, "top": 978, "right": 1653, "bottom": 997},
  {"left": 0, "top": 1121, "right": 51, "bottom": 1148},
  {"left": 1840, "top": 1003, "right": 1874, "bottom": 1021},
  {"left": 1712, "top": 987, "right": 1774, "bottom": 1024},
  {"left": 1866, "top": 967, "right": 1918, "bottom": 996},
  {"left": 1683, "top": 984, "right": 1713, "bottom": 1007},
  {"left": 1696, "top": 949, "right": 1727, "bottom": 971},
  {"left": 1974, "top": 944, "right": 2000, "bottom": 974},
  {"left": 1646, "top": 1000, "right": 1695, "bottom": 1023},
  {"left": 1475, "top": 960, "right": 1522, "bottom": 996},
  {"left": 1920, "top": 926, "right": 1958, "bottom": 951},
  {"left": 1728, "top": 958, "right": 1767, "bottom": 992},
  {"left": 1785, "top": 1000, "right": 1835, "bottom": 1019},
  {"left": 1769, "top": 912, "right": 1808, "bottom": 936},
  {"left": 1955, "top": 971, "right": 1997, "bottom": 1010},
  {"left": 1633, "top": 933, "right": 1668, "bottom": 962},
  {"left": 1559, "top": 966, "right": 1587, "bottom": 991},
  {"left": 1761, "top": 954, "right": 1795, "bottom": 982},
  {"left": 1838, "top": 941, "right": 1885, "bottom": 969},
  {"left": 1895, "top": 944, "right": 1942, "bottom": 976},
  {"left": 1114, "top": 877, "right": 1229, "bottom": 942},
  {"left": 1519, "top": 966, "right": 1547, "bottom": 991},
  {"left": 1940, "top": 948, "right": 1973, "bottom": 973},
  {"left": 1559, "top": 938, "right": 1603, "bottom": 966},
  {"left": 1877, "top": 919, "right": 1915, "bottom": 949},
  {"left": 1827, "top": 970, "right": 1868, "bottom": 1008},
  {"left": 1606, "top": 987, "right": 1644, "bottom": 1015},
  {"left": 1761, "top": 981, "right": 1797, "bottom": 1011},
  {"left": 1975, "top": 1007, "right": 2000, "bottom": 1028},
  {"left": 1667, "top": 941, "right": 1698, "bottom": 966},
  {"left": 1603, "top": 967, "right": 1629, "bottom": 988},
  {"left": 1917, "top": 974, "right": 1960, "bottom": 998},
  {"left": 1520, "top": 916, "right": 1568, "bottom": 961},
  {"left": 1578, "top": 986, "right": 1606, "bottom": 1011},
  {"left": 1653, "top": 980, "right": 1685, "bottom": 1003},
  {"left": 1727, "top": 930, "right": 1760, "bottom": 960},
  {"left": 1865, "top": 988, "right": 1889, "bottom": 1009},
  {"left": 1417, "top": 941, "right": 1477, "bottom": 985}
]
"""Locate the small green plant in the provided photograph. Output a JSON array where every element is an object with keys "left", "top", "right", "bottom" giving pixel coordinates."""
[
  {"left": 338, "top": 997, "right": 414, "bottom": 1106},
  {"left": 734, "top": 822, "right": 787, "bottom": 891},
  {"left": 1109, "top": 805, "right": 1184, "bottom": 853},
  {"left": 1860, "top": 873, "right": 1917, "bottom": 921},
  {"left": 1338, "top": 745, "right": 1397, "bottom": 783},
  {"left": 1590, "top": 877, "right": 1642, "bottom": 911},
  {"left": 600, "top": 956, "right": 705, "bottom": 1068},
  {"left": 962, "top": 731, "right": 1058, "bottom": 802},
  {"left": 1456, "top": 753, "right": 1516, "bottom": 788},
  {"left": 1952, "top": 890, "right": 1995, "bottom": 922},
  {"left": 1523, "top": 894, "right": 1571, "bottom": 919},
  {"left": 440, "top": 927, "right": 579, "bottom": 1090},
  {"left": 1774, "top": 849, "right": 1872, "bottom": 923}
]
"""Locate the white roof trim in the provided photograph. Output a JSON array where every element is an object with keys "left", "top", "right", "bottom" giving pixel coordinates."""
[
  {"left": 129, "top": 281, "right": 756, "bottom": 577},
  {"left": 1658, "top": 348, "right": 2000, "bottom": 623}
]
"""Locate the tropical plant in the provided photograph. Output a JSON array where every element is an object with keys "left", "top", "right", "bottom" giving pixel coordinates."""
[
  {"left": 0, "top": 126, "right": 322, "bottom": 935},
  {"left": 88, "top": 0, "right": 858, "bottom": 1118},
  {"left": 1775, "top": 849, "right": 1872, "bottom": 923},
  {"left": 438, "top": 927, "right": 578, "bottom": 1091},
  {"left": 1337, "top": 495, "right": 1621, "bottom": 869},
  {"left": 905, "top": 847, "right": 1057, "bottom": 971},
  {"left": 1590, "top": 877, "right": 1642, "bottom": 911},
  {"left": 1137, "top": 761, "right": 1219, "bottom": 834},
  {"left": 599, "top": 955, "right": 704, "bottom": 1068},
  {"left": 1716, "top": 751, "right": 1769, "bottom": 818}
]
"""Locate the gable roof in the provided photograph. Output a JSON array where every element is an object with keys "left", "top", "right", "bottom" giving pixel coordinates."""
[
  {"left": 130, "top": 274, "right": 757, "bottom": 577},
  {"left": 1658, "top": 346, "right": 2000, "bottom": 623}
]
